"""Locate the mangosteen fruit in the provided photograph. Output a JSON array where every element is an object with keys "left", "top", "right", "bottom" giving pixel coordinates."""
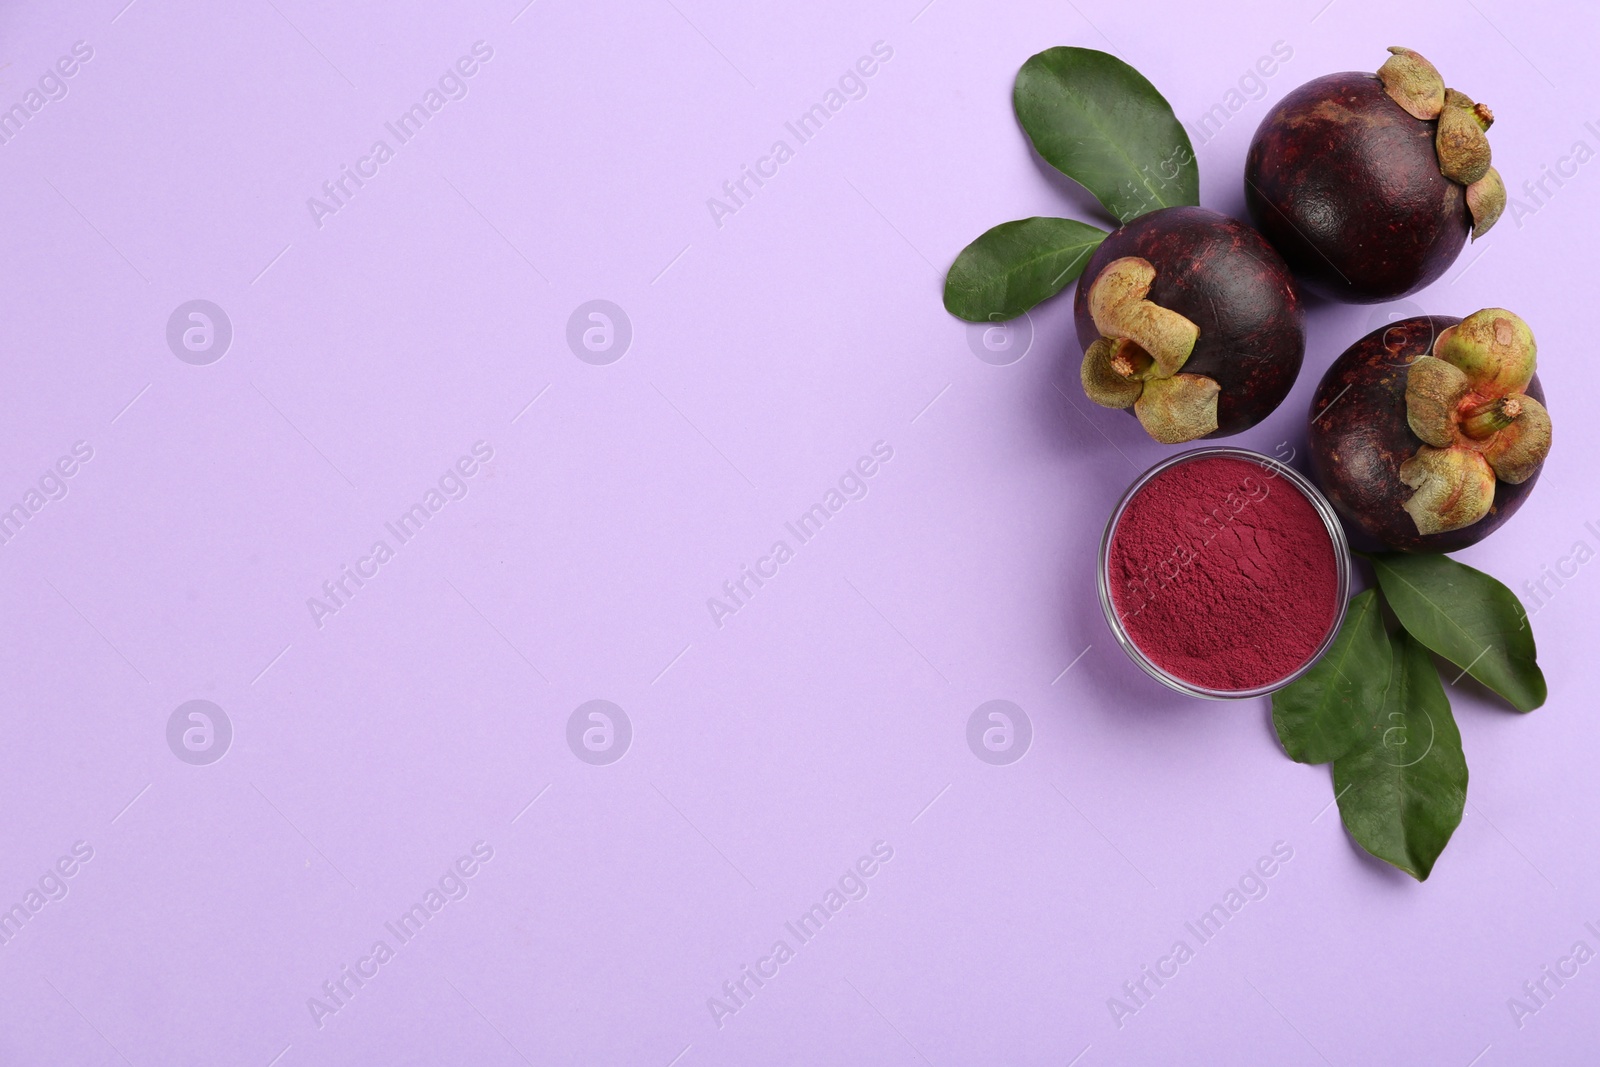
[
  {"left": 1245, "top": 47, "right": 1505, "bottom": 303},
  {"left": 1074, "top": 206, "right": 1305, "bottom": 443},
  {"left": 1309, "top": 308, "right": 1551, "bottom": 552}
]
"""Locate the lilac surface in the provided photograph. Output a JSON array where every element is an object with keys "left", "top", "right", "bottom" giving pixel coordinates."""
[{"left": 0, "top": 0, "right": 1596, "bottom": 1064}]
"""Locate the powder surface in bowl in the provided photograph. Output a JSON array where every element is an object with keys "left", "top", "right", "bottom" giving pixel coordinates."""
[{"left": 1108, "top": 455, "right": 1339, "bottom": 691}]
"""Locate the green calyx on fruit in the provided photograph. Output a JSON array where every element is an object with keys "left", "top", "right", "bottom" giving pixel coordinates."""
[
  {"left": 1081, "top": 337, "right": 1147, "bottom": 407},
  {"left": 1378, "top": 47, "right": 1445, "bottom": 120},
  {"left": 1404, "top": 356, "right": 1470, "bottom": 447},
  {"left": 1437, "top": 88, "right": 1493, "bottom": 184},
  {"left": 1466, "top": 167, "right": 1506, "bottom": 239},
  {"left": 1080, "top": 257, "right": 1216, "bottom": 443},
  {"left": 1435, "top": 307, "right": 1535, "bottom": 394},
  {"left": 1399, "top": 446, "right": 1496, "bottom": 535},
  {"left": 1400, "top": 309, "right": 1552, "bottom": 532},
  {"left": 1377, "top": 48, "right": 1500, "bottom": 235},
  {"left": 1480, "top": 394, "right": 1552, "bottom": 484},
  {"left": 1085, "top": 257, "right": 1198, "bottom": 375},
  {"left": 1134, "top": 374, "right": 1220, "bottom": 443}
]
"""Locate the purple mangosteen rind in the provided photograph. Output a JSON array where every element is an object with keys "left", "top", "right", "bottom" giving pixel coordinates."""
[
  {"left": 1073, "top": 206, "right": 1305, "bottom": 440},
  {"left": 1308, "top": 315, "right": 1546, "bottom": 552},
  {"left": 1245, "top": 73, "right": 1469, "bottom": 304}
]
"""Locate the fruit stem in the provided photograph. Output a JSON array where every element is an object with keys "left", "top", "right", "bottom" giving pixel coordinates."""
[
  {"left": 1460, "top": 395, "right": 1521, "bottom": 439},
  {"left": 1109, "top": 342, "right": 1155, "bottom": 381}
]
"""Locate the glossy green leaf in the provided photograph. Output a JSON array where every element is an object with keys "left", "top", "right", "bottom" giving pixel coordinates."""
[
  {"left": 1013, "top": 47, "right": 1199, "bottom": 224},
  {"left": 1369, "top": 553, "right": 1546, "bottom": 712},
  {"left": 1333, "top": 629, "right": 1468, "bottom": 881},
  {"left": 1271, "top": 589, "right": 1392, "bottom": 764},
  {"left": 943, "top": 216, "right": 1108, "bottom": 322}
]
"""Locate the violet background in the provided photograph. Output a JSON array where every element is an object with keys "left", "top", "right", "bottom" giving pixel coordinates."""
[{"left": 0, "top": 0, "right": 1595, "bottom": 1063}]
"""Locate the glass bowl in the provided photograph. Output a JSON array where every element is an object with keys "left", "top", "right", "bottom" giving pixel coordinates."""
[{"left": 1096, "top": 447, "right": 1351, "bottom": 700}]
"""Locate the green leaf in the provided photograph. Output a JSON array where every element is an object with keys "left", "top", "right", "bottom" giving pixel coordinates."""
[
  {"left": 1333, "top": 629, "right": 1468, "bottom": 881},
  {"left": 1271, "top": 589, "right": 1392, "bottom": 764},
  {"left": 1368, "top": 553, "right": 1546, "bottom": 712},
  {"left": 1013, "top": 47, "right": 1199, "bottom": 224},
  {"left": 943, "top": 217, "right": 1108, "bottom": 322}
]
